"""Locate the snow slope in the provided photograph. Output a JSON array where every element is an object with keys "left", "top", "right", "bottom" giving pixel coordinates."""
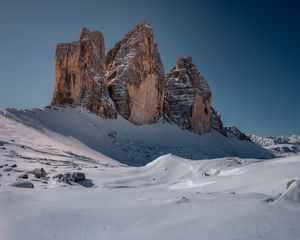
[
  {"left": 2, "top": 107, "right": 273, "bottom": 166},
  {"left": 0, "top": 109, "right": 300, "bottom": 240}
]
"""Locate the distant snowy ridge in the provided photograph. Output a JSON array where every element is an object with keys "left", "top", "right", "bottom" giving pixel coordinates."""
[
  {"left": 1, "top": 107, "right": 273, "bottom": 166},
  {"left": 248, "top": 134, "right": 300, "bottom": 155}
]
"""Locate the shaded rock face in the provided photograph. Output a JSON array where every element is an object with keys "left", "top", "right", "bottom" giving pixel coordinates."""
[
  {"left": 105, "top": 23, "right": 165, "bottom": 124},
  {"left": 211, "top": 107, "right": 227, "bottom": 136},
  {"left": 51, "top": 28, "right": 117, "bottom": 118},
  {"left": 224, "top": 126, "right": 251, "bottom": 141},
  {"left": 163, "top": 57, "right": 212, "bottom": 134}
]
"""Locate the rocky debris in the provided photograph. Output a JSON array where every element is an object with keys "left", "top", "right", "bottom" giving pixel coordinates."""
[
  {"left": 173, "top": 196, "right": 190, "bottom": 204},
  {"left": 224, "top": 126, "right": 251, "bottom": 141},
  {"left": 33, "top": 168, "right": 47, "bottom": 178},
  {"left": 18, "top": 173, "right": 29, "bottom": 179},
  {"left": 0, "top": 164, "right": 8, "bottom": 168},
  {"left": 163, "top": 57, "right": 212, "bottom": 134},
  {"left": 106, "top": 22, "right": 165, "bottom": 124},
  {"left": 265, "top": 193, "right": 282, "bottom": 203},
  {"left": 10, "top": 164, "right": 17, "bottom": 168},
  {"left": 11, "top": 181, "right": 34, "bottom": 189},
  {"left": 2, "top": 167, "right": 12, "bottom": 172},
  {"left": 211, "top": 107, "right": 227, "bottom": 135},
  {"left": 51, "top": 27, "right": 117, "bottom": 118},
  {"left": 72, "top": 172, "right": 86, "bottom": 182},
  {"left": 287, "top": 179, "right": 296, "bottom": 189},
  {"left": 54, "top": 172, "right": 87, "bottom": 184},
  {"left": 0, "top": 173, "right": 2, "bottom": 177}
]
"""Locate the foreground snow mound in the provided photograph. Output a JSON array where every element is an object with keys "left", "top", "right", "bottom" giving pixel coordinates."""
[
  {"left": 277, "top": 180, "right": 300, "bottom": 204},
  {"left": 2, "top": 107, "right": 273, "bottom": 166}
]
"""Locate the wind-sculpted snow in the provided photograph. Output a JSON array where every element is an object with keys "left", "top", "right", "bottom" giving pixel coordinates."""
[{"left": 1, "top": 123, "right": 300, "bottom": 240}]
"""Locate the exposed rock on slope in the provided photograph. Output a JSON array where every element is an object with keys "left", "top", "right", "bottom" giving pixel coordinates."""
[
  {"left": 105, "top": 22, "right": 165, "bottom": 124},
  {"left": 51, "top": 28, "right": 117, "bottom": 118},
  {"left": 224, "top": 126, "right": 251, "bottom": 141},
  {"left": 163, "top": 57, "right": 212, "bottom": 134},
  {"left": 211, "top": 107, "right": 226, "bottom": 136}
]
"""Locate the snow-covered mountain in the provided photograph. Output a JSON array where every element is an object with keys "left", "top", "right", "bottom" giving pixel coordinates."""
[
  {"left": 1, "top": 107, "right": 272, "bottom": 166},
  {"left": 248, "top": 134, "right": 300, "bottom": 156}
]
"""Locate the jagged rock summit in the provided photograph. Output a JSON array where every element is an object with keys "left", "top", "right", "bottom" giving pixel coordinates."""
[
  {"left": 51, "top": 27, "right": 117, "bottom": 118},
  {"left": 163, "top": 57, "right": 212, "bottom": 134},
  {"left": 106, "top": 22, "right": 165, "bottom": 124},
  {"left": 51, "top": 22, "right": 224, "bottom": 135}
]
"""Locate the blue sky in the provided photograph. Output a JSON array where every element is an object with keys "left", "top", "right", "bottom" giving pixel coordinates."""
[{"left": 0, "top": 0, "right": 299, "bottom": 136}]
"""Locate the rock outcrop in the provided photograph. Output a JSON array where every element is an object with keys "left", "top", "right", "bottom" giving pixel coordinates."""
[
  {"left": 51, "top": 23, "right": 226, "bottom": 135},
  {"left": 51, "top": 28, "right": 117, "bottom": 118},
  {"left": 105, "top": 22, "right": 165, "bottom": 124},
  {"left": 224, "top": 126, "right": 251, "bottom": 141},
  {"left": 163, "top": 57, "right": 212, "bottom": 134}
]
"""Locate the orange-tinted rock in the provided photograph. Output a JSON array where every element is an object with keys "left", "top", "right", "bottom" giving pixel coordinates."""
[
  {"left": 163, "top": 57, "right": 212, "bottom": 134},
  {"left": 51, "top": 28, "right": 117, "bottom": 118},
  {"left": 105, "top": 22, "right": 165, "bottom": 124}
]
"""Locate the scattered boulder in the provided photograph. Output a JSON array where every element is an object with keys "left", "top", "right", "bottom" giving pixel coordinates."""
[
  {"left": 0, "top": 164, "right": 8, "bottom": 168},
  {"left": 53, "top": 172, "right": 93, "bottom": 187},
  {"left": 72, "top": 172, "right": 86, "bottom": 182},
  {"left": 2, "top": 167, "right": 12, "bottom": 172},
  {"left": 33, "top": 168, "right": 47, "bottom": 178},
  {"left": 10, "top": 164, "right": 17, "bottom": 168},
  {"left": 11, "top": 181, "right": 34, "bottom": 189},
  {"left": 18, "top": 174, "right": 28, "bottom": 179}
]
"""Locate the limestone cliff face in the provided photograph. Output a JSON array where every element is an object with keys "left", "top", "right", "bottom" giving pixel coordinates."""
[
  {"left": 51, "top": 28, "right": 117, "bottom": 118},
  {"left": 51, "top": 23, "right": 226, "bottom": 136},
  {"left": 105, "top": 22, "right": 165, "bottom": 124},
  {"left": 163, "top": 57, "right": 212, "bottom": 134}
]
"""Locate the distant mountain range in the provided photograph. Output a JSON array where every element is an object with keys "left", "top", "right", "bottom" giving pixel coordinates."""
[{"left": 247, "top": 134, "right": 300, "bottom": 155}]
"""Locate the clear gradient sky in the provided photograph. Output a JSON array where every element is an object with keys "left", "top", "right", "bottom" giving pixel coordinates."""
[{"left": 0, "top": 0, "right": 299, "bottom": 136}]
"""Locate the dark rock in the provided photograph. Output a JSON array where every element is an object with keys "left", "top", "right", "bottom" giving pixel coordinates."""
[
  {"left": 33, "top": 168, "right": 47, "bottom": 178},
  {"left": 0, "top": 164, "right": 8, "bottom": 168},
  {"left": 2, "top": 167, "right": 12, "bottom": 172},
  {"left": 11, "top": 181, "right": 34, "bottom": 189},
  {"left": 18, "top": 174, "right": 28, "bottom": 179},
  {"left": 287, "top": 179, "right": 296, "bottom": 189},
  {"left": 72, "top": 172, "right": 86, "bottom": 182},
  {"left": 10, "top": 164, "right": 17, "bottom": 168},
  {"left": 224, "top": 126, "right": 251, "bottom": 141}
]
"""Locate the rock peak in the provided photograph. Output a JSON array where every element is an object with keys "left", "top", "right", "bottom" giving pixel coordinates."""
[
  {"left": 163, "top": 56, "right": 212, "bottom": 133},
  {"left": 106, "top": 23, "right": 165, "bottom": 124},
  {"left": 51, "top": 27, "right": 117, "bottom": 118}
]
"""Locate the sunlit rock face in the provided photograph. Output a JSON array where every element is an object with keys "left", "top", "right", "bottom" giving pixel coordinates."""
[
  {"left": 51, "top": 23, "right": 229, "bottom": 136},
  {"left": 163, "top": 57, "right": 212, "bottom": 134},
  {"left": 51, "top": 28, "right": 117, "bottom": 118},
  {"left": 105, "top": 22, "right": 165, "bottom": 124}
]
